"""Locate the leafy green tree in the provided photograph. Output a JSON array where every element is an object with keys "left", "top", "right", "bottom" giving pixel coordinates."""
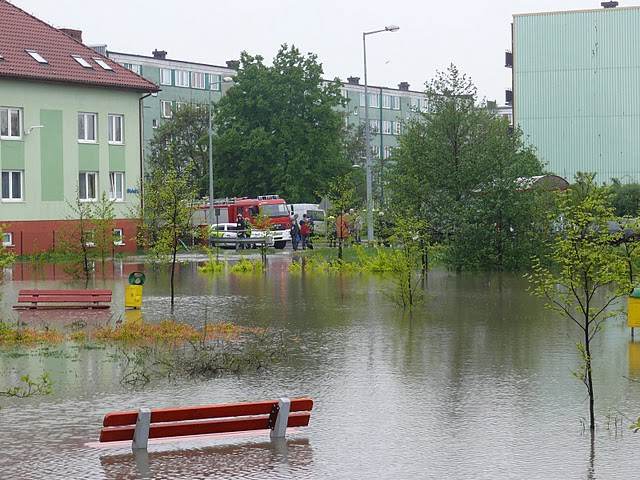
[
  {"left": 610, "top": 179, "right": 640, "bottom": 217},
  {"left": 148, "top": 104, "right": 209, "bottom": 197},
  {"left": 213, "top": 45, "right": 350, "bottom": 202},
  {"left": 388, "top": 64, "right": 544, "bottom": 270},
  {"left": 389, "top": 216, "right": 429, "bottom": 310},
  {"left": 61, "top": 195, "right": 94, "bottom": 283},
  {"left": 527, "top": 173, "right": 632, "bottom": 433},
  {"left": 326, "top": 172, "right": 357, "bottom": 260},
  {"left": 141, "top": 161, "right": 198, "bottom": 310}
]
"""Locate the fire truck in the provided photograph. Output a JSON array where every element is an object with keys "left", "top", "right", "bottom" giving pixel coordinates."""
[{"left": 195, "top": 195, "right": 292, "bottom": 249}]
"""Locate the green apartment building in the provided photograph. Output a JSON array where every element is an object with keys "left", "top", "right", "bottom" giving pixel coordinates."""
[
  {"left": 512, "top": 3, "right": 640, "bottom": 182},
  {"left": 103, "top": 49, "right": 428, "bottom": 199},
  {"left": 0, "top": 0, "right": 157, "bottom": 254}
]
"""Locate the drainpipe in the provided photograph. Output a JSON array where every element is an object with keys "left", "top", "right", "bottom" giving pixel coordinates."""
[
  {"left": 138, "top": 92, "right": 153, "bottom": 214},
  {"left": 379, "top": 86, "right": 384, "bottom": 205}
]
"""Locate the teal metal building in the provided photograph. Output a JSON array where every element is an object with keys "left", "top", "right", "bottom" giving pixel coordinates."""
[{"left": 512, "top": 5, "right": 640, "bottom": 183}]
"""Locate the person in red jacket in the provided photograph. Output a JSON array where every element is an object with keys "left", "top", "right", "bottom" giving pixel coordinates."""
[{"left": 300, "top": 214, "right": 312, "bottom": 249}]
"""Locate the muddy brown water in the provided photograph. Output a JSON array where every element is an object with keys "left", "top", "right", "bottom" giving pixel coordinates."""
[{"left": 0, "top": 253, "right": 639, "bottom": 479}]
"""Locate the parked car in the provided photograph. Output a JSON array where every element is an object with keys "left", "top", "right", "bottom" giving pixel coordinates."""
[{"left": 208, "top": 223, "right": 274, "bottom": 248}]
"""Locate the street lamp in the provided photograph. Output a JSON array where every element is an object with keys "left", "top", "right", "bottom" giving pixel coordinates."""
[
  {"left": 363, "top": 25, "right": 399, "bottom": 243},
  {"left": 208, "top": 76, "right": 234, "bottom": 227}
]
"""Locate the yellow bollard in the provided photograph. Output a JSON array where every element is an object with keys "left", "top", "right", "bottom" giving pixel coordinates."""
[{"left": 125, "top": 285, "right": 143, "bottom": 309}]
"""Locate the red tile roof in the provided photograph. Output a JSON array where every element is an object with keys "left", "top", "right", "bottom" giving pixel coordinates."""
[{"left": 0, "top": 0, "right": 158, "bottom": 92}]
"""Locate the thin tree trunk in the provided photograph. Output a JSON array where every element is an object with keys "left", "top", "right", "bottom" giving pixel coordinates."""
[
  {"left": 585, "top": 325, "right": 595, "bottom": 432},
  {"left": 170, "top": 239, "right": 177, "bottom": 310}
]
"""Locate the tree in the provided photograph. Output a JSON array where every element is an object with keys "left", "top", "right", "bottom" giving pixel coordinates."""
[
  {"left": 212, "top": 45, "right": 350, "bottom": 202},
  {"left": 388, "top": 64, "right": 545, "bottom": 270},
  {"left": 141, "top": 160, "right": 198, "bottom": 310},
  {"left": 92, "top": 192, "right": 116, "bottom": 270},
  {"left": 62, "top": 195, "right": 94, "bottom": 284},
  {"left": 0, "top": 225, "right": 16, "bottom": 269},
  {"left": 610, "top": 179, "right": 640, "bottom": 217},
  {"left": 527, "top": 173, "right": 632, "bottom": 433},
  {"left": 389, "top": 216, "right": 429, "bottom": 310},
  {"left": 148, "top": 104, "right": 209, "bottom": 197},
  {"left": 325, "top": 172, "right": 357, "bottom": 260}
]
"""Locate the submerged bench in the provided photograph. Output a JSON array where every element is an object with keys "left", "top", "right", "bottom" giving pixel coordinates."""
[
  {"left": 99, "top": 397, "right": 313, "bottom": 450},
  {"left": 13, "top": 289, "right": 112, "bottom": 310}
]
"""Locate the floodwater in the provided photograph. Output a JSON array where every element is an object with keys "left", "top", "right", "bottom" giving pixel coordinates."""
[{"left": 1, "top": 253, "right": 640, "bottom": 479}]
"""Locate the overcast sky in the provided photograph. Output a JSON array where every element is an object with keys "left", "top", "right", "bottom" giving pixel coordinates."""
[{"left": 12, "top": 0, "right": 640, "bottom": 100}]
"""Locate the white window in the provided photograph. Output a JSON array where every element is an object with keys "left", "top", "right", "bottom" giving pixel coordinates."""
[
  {"left": 72, "top": 55, "right": 92, "bottom": 68},
  {"left": 83, "top": 230, "right": 96, "bottom": 248},
  {"left": 421, "top": 98, "right": 429, "bottom": 112},
  {"left": 191, "top": 72, "right": 205, "bottom": 89},
  {"left": 109, "top": 171, "right": 124, "bottom": 201},
  {"left": 94, "top": 58, "right": 113, "bottom": 71},
  {"left": 369, "top": 119, "right": 379, "bottom": 134},
  {"left": 382, "top": 120, "right": 392, "bottom": 135},
  {"left": 391, "top": 95, "right": 400, "bottom": 110},
  {"left": 369, "top": 93, "right": 379, "bottom": 108},
  {"left": 175, "top": 102, "right": 186, "bottom": 112},
  {"left": 384, "top": 145, "right": 393, "bottom": 159},
  {"left": 1, "top": 170, "right": 23, "bottom": 201},
  {"left": 79, "top": 172, "right": 98, "bottom": 201},
  {"left": 360, "top": 93, "right": 366, "bottom": 107},
  {"left": 152, "top": 118, "right": 158, "bottom": 129},
  {"left": 108, "top": 114, "right": 124, "bottom": 144},
  {"left": 393, "top": 121, "right": 402, "bottom": 135},
  {"left": 160, "top": 68, "right": 172, "bottom": 85},
  {"left": 161, "top": 100, "right": 172, "bottom": 118},
  {"left": 175, "top": 70, "right": 190, "bottom": 87},
  {"left": 372, "top": 145, "right": 380, "bottom": 158},
  {"left": 382, "top": 95, "right": 392, "bottom": 109},
  {"left": 26, "top": 49, "right": 47, "bottom": 64},
  {"left": 0, "top": 107, "right": 22, "bottom": 139},
  {"left": 78, "top": 112, "right": 97, "bottom": 142},
  {"left": 113, "top": 228, "right": 124, "bottom": 246},
  {"left": 2, "top": 232, "right": 13, "bottom": 247},
  {"left": 410, "top": 97, "right": 421, "bottom": 112},
  {"left": 209, "top": 74, "right": 221, "bottom": 91}
]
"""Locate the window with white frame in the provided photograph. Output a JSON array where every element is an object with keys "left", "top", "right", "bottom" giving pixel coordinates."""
[
  {"left": 360, "top": 93, "right": 366, "bottom": 107},
  {"left": 108, "top": 114, "right": 124, "bottom": 144},
  {"left": 391, "top": 95, "right": 400, "bottom": 110},
  {"left": 160, "top": 68, "right": 172, "bottom": 85},
  {"left": 410, "top": 97, "right": 421, "bottom": 112},
  {"left": 421, "top": 98, "right": 429, "bottom": 112},
  {"left": 109, "top": 171, "right": 124, "bottom": 201},
  {"left": 83, "top": 230, "right": 95, "bottom": 248},
  {"left": 161, "top": 100, "right": 172, "bottom": 118},
  {"left": 209, "top": 74, "right": 221, "bottom": 91},
  {"left": 113, "top": 228, "right": 124, "bottom": 246},
  {"left": 0, "top": 107, "right": 22, "bottom": 139},
  {"left": 372, "top": 145, "right": 380, "bottom": 158},
  {"left": 152, "top": 118, "right": 158, "bottom": 129},
  {"left": 175, "top": 70, "right": 190, "bottom": 87},
  {"left": 78, "top": 112, "right": 97, "bottom": 142},
  {"left": 382, "top": 95, "right": 392, "bottom": 109},
  {"left": 369, "top": 93, "right": 380, "bottom": 108},
  {"left": 393, "top": 121, "right": 402, "bottom": 135},
  {"left": 369, "top": 119, "right": 379, "bottom": 134},
  {"left": 79, "top": 172, "right": 98, "bottom": 201},
  {"left": 191, "top": 72, "right": 205, "bottom": 89},
  {"left": 384, "top": 145, "right": 393, "bottom": 159},
  {"left": 2, "top": 231, "right": 13, "bottom": 247},
  {"left": 175, "top": 102, "right": 186, "bottom": 112},
  {"left": 382, "top": 120, "right": 392, "bottom": 135},
  {"left": 1, "top": 170, "right": 23, "bottom": 201}
]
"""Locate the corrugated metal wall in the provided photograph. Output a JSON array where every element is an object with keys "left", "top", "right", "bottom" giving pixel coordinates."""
[{"left": 514, "top": 7, "right": 640, "bottom": 183}]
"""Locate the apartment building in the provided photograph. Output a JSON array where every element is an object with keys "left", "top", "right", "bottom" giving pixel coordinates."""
[{"left": 0, "top": 0, "right": 157, "bottom": 254}]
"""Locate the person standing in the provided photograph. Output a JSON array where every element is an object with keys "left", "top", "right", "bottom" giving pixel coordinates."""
[
  {"left": 291, "top": 214, "right": 301, "bottom": 251},
  {"left": 300, "top": 214, "right": 311, "bottom": 250}
]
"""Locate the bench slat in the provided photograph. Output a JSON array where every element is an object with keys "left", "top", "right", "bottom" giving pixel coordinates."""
[
  {"left": 18, "top": 290, "right": 112, "bottom": 295},
  {"left": 17, "top": 296, "right": 112, "bottom": 303},
  {"left": 99, "top": 412, "right": 311, "bottom": 442},
  {"left": 103, "top": 397, "right": 314, "bottom": 427}
]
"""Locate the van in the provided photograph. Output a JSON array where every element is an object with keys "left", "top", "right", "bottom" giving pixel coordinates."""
[{"left": 289, "top": 203, "right": 327, "bottom": 235}]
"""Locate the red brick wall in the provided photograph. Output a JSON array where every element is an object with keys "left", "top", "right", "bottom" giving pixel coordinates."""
[{"left": 1, "top": 219, "right": 139, "bottom": 255}]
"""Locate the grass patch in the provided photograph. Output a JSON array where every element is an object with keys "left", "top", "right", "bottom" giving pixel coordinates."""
[{"left": 230, "top": 258, "right": 264, "bottom": 274}]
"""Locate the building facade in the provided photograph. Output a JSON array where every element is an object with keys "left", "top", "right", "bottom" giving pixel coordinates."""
[
  {"left": 104, "top": 48, "right": 428, "bottom": 202},
  {"left": 512, "top": 4, "right": 640, "bottom": 182},
  {"left": 0, "top": 0, "right": 157, "bottom": 254}
]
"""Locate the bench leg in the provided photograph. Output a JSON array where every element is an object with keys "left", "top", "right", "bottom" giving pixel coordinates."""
[
  {"left": 132, "top": 407, "right": 151, "bottom": 451},
  {"left": 270, "top": 397, "right": 291, "bottom": 439}
]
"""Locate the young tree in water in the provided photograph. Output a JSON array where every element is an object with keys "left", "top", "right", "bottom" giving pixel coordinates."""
[
  {"left": 326, "top": 173, "right": 356, "bottom": 260},
  {"left": 92, "top": 192, "right": 116, "bottom": 271},
  {"left": 141, "top": 162, "right": 198, "bottom": 310},
  {"left": 527, "top": 173, "right": 632, "bottom": 433}
]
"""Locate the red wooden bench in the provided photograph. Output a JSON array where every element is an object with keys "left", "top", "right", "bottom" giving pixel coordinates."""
[
  {"left": 99, "top": 397, "right": 313, "bottom": 450},
  {"left": 13, "top": 289, "right": 112, "bottom": 310}
]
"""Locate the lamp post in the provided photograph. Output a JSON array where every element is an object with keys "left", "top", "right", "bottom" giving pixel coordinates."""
[
  {"left": 363, "top": 25, "right": 399, "bottom": 243},
  {"left": 208, "top": 76, "right": 234, "bottom": 226}
]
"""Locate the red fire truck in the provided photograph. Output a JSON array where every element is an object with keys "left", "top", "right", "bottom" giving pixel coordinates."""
[{"left": 195, "top": 195, "right": 292, "bottom": 249}]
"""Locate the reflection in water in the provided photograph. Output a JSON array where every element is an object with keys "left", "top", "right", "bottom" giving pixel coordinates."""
[
  {"left": 99, "top": 438, "right": 312, "bottom": 480},
  {"left": 1, "top": 259, "right": 640, "bottom": 479}
]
